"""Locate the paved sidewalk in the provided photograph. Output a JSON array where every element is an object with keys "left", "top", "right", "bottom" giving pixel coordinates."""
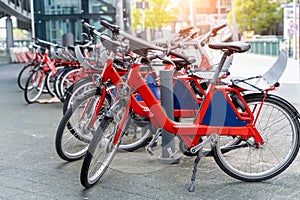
[{"left": 1, "top": 59, "right": 300, "bottom": 199}]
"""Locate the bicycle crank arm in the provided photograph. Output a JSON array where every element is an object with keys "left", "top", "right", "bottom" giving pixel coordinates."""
[{"left": 190, "top": 134, "right": 217, "bottom": 154}]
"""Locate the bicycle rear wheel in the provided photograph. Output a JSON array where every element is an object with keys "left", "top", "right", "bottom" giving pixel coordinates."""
[
  {"left": 24, "top": 69, "right": 46, "bottom": 103},
  {"left": 212, "top": 93, "right": 300, "bottom": 182}
]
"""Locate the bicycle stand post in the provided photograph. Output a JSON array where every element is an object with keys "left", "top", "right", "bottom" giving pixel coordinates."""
[{"left": 158, "top": 70, "right": 180, "bottom": 165}]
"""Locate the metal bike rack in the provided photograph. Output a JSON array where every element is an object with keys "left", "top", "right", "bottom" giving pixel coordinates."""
[{"left": 158, "top": 70, "right": 180, "bottom": 164}]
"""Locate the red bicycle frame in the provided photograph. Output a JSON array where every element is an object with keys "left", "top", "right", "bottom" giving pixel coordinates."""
[{"left": 109, "top": 57, "right": 265, "bottom": 149}]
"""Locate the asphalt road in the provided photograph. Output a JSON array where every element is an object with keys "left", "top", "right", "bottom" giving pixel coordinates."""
[{"left": 1, "top": 62, "right": 300, "bottom": 200}]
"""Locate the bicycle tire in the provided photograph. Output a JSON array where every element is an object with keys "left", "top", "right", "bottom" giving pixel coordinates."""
[
  {"left": 62, "top": 77, "right": 94, "bottom": 114},
  {"left": 59, "top": 68, "right": 81, "bottom": 100},
  {"left": 118, "top": 120, "right": 153, "bottom": 152},
  {"left": 80, "top": 116, "right": 120, "bottom": 188},
  {"left": 17, "top": 64, "right": 34, "bottom": 90},
  {"left": 45, "top": 71, "right": 56, "bottom": 97},
  {"left": 53, "top": 67, "right": 71, "bottom": 99},
  {"left": 24, "top": 69, "right": 46, "bottom": 104},
  {"left": 57, "top": 87, "right": 152, "bottom": 161},
  {"left": 212, "top": 93, "right": 300, "bottom": 182},
  {"left": 55, "top": 89, "right": 110, "bottom": 161},
  {"left": 45, "top": 66, "right": 64, "bottom": 97}
]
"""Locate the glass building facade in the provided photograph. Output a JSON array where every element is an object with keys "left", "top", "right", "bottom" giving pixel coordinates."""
[{"left": 33, "top": 0, "right": 131, "bottom": 44}]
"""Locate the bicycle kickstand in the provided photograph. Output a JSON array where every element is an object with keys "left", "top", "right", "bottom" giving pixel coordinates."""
[{"left": 188, "top": 149, "right": 204, "bottom": 192}]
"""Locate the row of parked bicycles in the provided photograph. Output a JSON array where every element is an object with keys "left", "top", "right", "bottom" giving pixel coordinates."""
[{"left": 17, "top": 20, "right": 300, "bottom": 192}]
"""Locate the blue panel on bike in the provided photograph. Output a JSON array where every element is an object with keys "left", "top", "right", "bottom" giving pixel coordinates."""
[
  {"left": 202, "top": 91, "right": 249, "bottom": 126},
  {"left": 173, "top": 80, "right": 199, "bottom": 110},
  {"left": 136, "top": 74, "right": 160, "bottom": 101}
]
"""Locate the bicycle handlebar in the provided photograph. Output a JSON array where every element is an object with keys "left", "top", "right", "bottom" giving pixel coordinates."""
[
  {"left": 100, "top": 20, "right": 120, "bottom": 34},
  {"left": 82, "top": 20, "right": 194, "bottom": 64},
  {"left": 34, "top": 38, "right": 63, "bottom": 48},
  {"left": 178, "top": 27, "right": 193, "bottom": 36},
  {"left": 83, "top": 22, "right": 95, "bottom": 31},
  {"left": 211, "top": 23, "right": 227, "bottom": 36},
  {"left": 199, "top": 23, "right": 227, "bottom": 46}
]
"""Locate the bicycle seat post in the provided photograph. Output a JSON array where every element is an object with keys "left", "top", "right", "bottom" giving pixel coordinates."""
[{"left": 211, "top": 50, "right": 231, "bottom": 85}]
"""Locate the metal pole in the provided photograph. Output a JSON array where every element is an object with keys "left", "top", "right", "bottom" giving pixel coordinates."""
[
  {"left": 30, "top": 0, "right": 35, "bottom": 38},
  {"left": 189, "top": 0, "right": 194, "bottom": 26},
  {"left": 231, "top": 0, "right": 239, "bottom": 41},
  {"left": 158, "top": 70, "right": 180, "bottom": 164},
  {"left": 292, "top": 0, "right": 298, "bottom": 59},
  {"left": 116, "top": 0, "right": 124, "bottom": 30},
  {"left": 217, "top": 0, "right": 221, "bottom": 23},
  {"left": 6, "top": 16, "right": 14, "bottom": 50},
  {"left": 142, "top": 0, "right": 145, "bottom": 32}
]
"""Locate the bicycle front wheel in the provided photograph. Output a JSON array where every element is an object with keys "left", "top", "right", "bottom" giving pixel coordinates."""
[
  {"left": 62, "top": 77, "right": 94, "bottom": 114},
  {"left": 212, "top": 93, "right": 300, "bottom": 182},
  {"left": 24, "top": 69, "right": 46, "bottom": 103},
  {"left": 17, "top": 64, "right": 34, "bottom": 90},
  {"left": 80, "top": 116, "right": 119, "bottom": 188},
  {"left": 55, "top": 89, "right": 110, "bottom": 161}
]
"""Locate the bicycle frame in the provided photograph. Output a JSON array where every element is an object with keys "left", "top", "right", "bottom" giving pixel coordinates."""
[
  {"left": 82, "top": 52, "right": 230, "bottom": 139},
  {"left": 111, "top": 55, "right": 265, "bottom": 149}
]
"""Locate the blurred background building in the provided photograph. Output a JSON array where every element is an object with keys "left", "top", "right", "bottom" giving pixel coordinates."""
[
  {"left": 0, "top": 0, "right": 298, "bottom": 63},
  {"left": 33, "top": 0, "right": 131, "bottom": 44}
]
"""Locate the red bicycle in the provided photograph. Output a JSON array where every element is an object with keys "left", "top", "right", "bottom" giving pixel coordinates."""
[
  {"left": 17, "top": 43, "right": 43, "bottom": 91},
  {"left": 55, "top": 22, "right": 230, "bottom": 161},
  {"left": 80, "top": 20, "right": 300, "bottom": 192}
]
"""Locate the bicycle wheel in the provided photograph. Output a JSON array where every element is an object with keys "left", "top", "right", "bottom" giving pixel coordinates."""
[
  {"left": 17, "top": 64, "right": 34, "bottom": 90},
  {"left": 212, "top": 93, "right": 300, "bottom": 182},
  {"left": 45, "top": 71, "right": 56, "bottom": 97},
  {"left": 55, "top": 89, "right": 110, "bottom": 161},
  {"left": 53, "top": 67, "right": 71, "bottom": 99},
  {"left": 118, "top": 116, "right": 153, "bottom": 151},
  {"left": 80, "top": 116, "right": 120, "bottom": 188},
  {"left": 24, "top": 69, "right": 46, "bottom": 103},
  {"left": 59, "top": 68, "right": 81, "bottom": 99},
  {"left": 45, "top": 66, "right": 64, "bottom": 97},
  {"left": 80, "top": 95, "right": 133, "bottom": 188},
  {"left": 62, "top": 77, "right": 94, "bottom": 114}
]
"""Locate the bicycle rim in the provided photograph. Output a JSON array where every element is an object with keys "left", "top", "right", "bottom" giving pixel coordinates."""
[
  {"left": 18, "top": 65, "right": 33, "bottom": 90},
  {"left": 63, "top": 78, "right": 95, "bottom": 114},
  {"left": 80, "top": 117, "right": 119, "bottom": 188},
  {"left": 118, "top": 122, "right": 152, "bottom": 151},
  {"left": 45, "top": 71, "right": 56, "bottom": 97},
  {"left": 212, "top": 94, "right": 300, "bottom": 181},
  {"left": 24, "top": 70, "right": 45, "bottom": 103},
  {"left": 57, "top": 90, "right": 110, "bottom": 161},
  {"left": 60, "top": 68, "right": 81, "bottom": 99}
]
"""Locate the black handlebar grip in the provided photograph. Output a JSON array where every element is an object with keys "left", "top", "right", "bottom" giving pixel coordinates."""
[
  {"left": 82, "top": 22, "right": 96, "bottom": 31},
  {"left": 211, "top": 23, "right": 227, "bottom": 33},
  {"left": 100, "top": 20, "right": 111, "bottom": 29},
  {"left": 82, "top": 22, "right": 90, "bottom": 29},
  {"left": 100, "top": 20, "right": 120, "bottom": 34},
  {"left": 179, "top": 27, "right": 193, "bottom": 36}
]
